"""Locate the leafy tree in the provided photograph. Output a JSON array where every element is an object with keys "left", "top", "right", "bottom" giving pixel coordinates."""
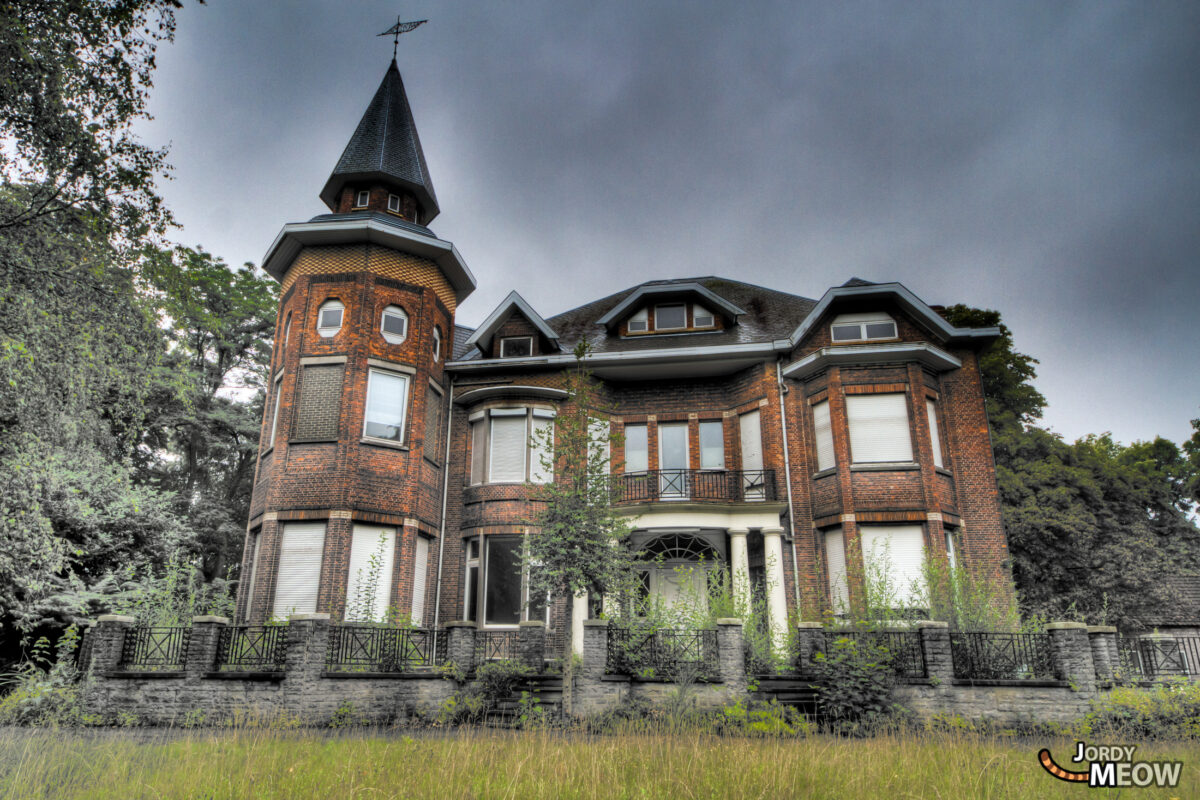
[
  {"left": 0, "top": 0, "right": 180, "bottom": 237},
  {"left": 524, "top": 342, "right": 640, "bottom": 652}
]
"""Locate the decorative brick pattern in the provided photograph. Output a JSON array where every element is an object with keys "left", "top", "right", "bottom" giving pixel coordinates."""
[{"left": 292, "top": 365, "right": 344, "bottom": 440}]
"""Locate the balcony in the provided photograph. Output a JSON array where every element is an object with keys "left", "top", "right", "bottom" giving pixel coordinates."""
[{"left": 612, "top": 469, "right": 776, "bottom": 504}]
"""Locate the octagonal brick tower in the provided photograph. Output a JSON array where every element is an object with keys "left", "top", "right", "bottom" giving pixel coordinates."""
[{"left": 236, "top": 59, "right": 476, "bottom": 624}]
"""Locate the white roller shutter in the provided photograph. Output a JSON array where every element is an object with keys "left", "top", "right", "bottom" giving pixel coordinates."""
[
  {"left": 859, "top": 525, "right": 926, "bottom": 607},
  {"left": 588, "top": 416, "right": 610, "bottom": 475},
  {"left": 824, "top": 527, "right": 849, "bottom": 613},
  {"left": 489, "top": 411, "right": 527, "bottom": 482},
  {"left": 926, "top": 399, "right": 944, "bottom": 468},
  {"left": 245, "top": 531, "right": 262, "bottom": 618},
  {"left": 470, "top": 418, "right": 487, "bottom": 484},
  {"left": 624, "top": 424, "right": 648, "bottom": 472},
  {"left": 345, "top": 525, "right": 396, "bottom": 622},
  {"left": 530, "top": 411, "right": 556, "bottom": 483},
  {"left": 846, "top": 394, "right": 913, "bottom": 463},
  {"left": 739, "top": 410, "right": 763, "bottom": 499},
  {"left": 813, "top": 401, "right": 834, "bottom": 471},
  {"left": 411, "top": 536, "right": 429, "bottom": 625},
  {"left": 272, "top": 522, "right": 326, "bottom": 618}
]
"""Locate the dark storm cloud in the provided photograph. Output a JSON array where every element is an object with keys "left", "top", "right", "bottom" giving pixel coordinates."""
[{"left": 139, "top": 0, "right": 1200, "bottom": 446}]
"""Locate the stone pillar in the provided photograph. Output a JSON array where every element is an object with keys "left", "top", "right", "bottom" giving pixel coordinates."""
[
  {"left": 917, "top": 621, "right": 953, "bottom": 684},
  {"left": 1138, "top": 632, "right": 1184, "bottom": 678},
  {"left": 795, "top": 622, "right": 825, "bottom": 674},
  {"left": 728, "top": 529, "right": 750, "bottom": 615},
  {"left": 185, "top": 616, "right": 228, "bottom": 683},
  {"left": 518, "top": 621, "right": 546, "bottom": 673},
  {"left": 571, "top": 591, "right": 588, "bottom": 655},
  {"left": 1087, "top": 626, "right": 1119, "bottom": 684},
  {"left": 715, "top": 619, "right": 747, "bottom": 692},
  {"left": 90, "top": 615, "right": 136, "bottom": 674},
  {"left": 580, "top": 619, "right": 609, "bottom": 680},
  {"left": 445, "top": 621, "right": 477, "bottom": 674},
  {"left": 282, "top": 613, "right": 331, "bottom": 716},
  {"left": 762, "top": 527, "right": 789, "bottom": 648},
  {"left": 1048, "top": 621, "right": 1097, "bottom": 692}
]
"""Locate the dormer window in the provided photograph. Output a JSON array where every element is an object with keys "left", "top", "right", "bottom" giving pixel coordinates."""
[
  {"left": 628, "top": 308, "right": 648, "bottom": 332},
  {"left": 317, "top": 300, "right": 344, "bottom": 337},
  {"left": 380, "top": 305, "right": 408, "bottom": 344},
  {"left": 499, "top": 336, "right": 532, "bottom": 358},
  {"left": 654, "top": 303, "right": 687, "bottom": 331},
  {"left": 692, "top": 305, "right": 715, "bottom": 328},
  {"left": 388, "top": 193, "right": 401, "bottom": 214},
  {"left": 831, "top": 312, "right": 897, "bottom": 343},
  {"left": 354, "top": 190, "right": 370, "bottom": 208}
]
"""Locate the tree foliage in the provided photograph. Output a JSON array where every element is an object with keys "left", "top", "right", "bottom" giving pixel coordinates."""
[
  {"left": 0, "top": 0, "right": 180, "bottom": 236},
  {"left": 941, "top": 306, "right": 1200, "bottom": 630}
]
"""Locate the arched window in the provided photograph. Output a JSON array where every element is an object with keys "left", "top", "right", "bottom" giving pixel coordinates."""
[
  {"left": 380, "top": 305, "right": 408, "bottom": 344},
  {"left": 317, "top": 300, "right": 344, "bottom": 338},
  {"left": 640, "top": 533, "right": 720, "bottom": 564}
]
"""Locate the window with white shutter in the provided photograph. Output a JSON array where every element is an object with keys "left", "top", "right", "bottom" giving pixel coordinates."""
[
  {"left": 926, "top": 399, "right": 944, "bottom": 468},
  {"left": 470, "top": 415, "right": 486, "bottom": 484},
  {"left": 245, "top": 529, "right": 262, "bottom": 619},
  {"left": 624, "top": 424, "right": 648, "bottom": 472},
  {"left": 824, "top": 526, "right": 849, "bottom": 613},
  {"left": 411, "top": 536, "right": 429, "bottom": 624},
  {"left": 489, "top": 411, "right": 528, "bottom": 482},
  {"left": 272, "top": 522, "right": 326, "bottom": 618},
  {"left": 363, "top": 369, "right": 409, "bottom": 442},
  {"left": 813, "top": 400, "right": 834, "bottom": 471},
  {"left": 846, "top": 393, "right": 913, "bottom": 463},
  {"left": 587, "top": 417, "right": 609, "bottom": 476},
  {"left": 699, "top": 420, "right": 725, "bottom": 470},
  {"left": 530, "top": 410, "right": 556, "bottom": 483},
  {"left": 268, "top": 374, "right": 283, "bottom": 445},
  {"left": 859, "top": 524, "right": 926, "bottom": 608},
  {"left": 739, "top": 410, "right": 764, "bottom": 499},
  {"left": 345, "top": 525, "right": 396, "bottom": 622}
]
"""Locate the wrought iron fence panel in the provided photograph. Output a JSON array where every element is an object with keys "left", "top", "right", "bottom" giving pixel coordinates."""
[
  {"left": 216, "top": 626, "right": 287, "bottom": 671},
  {"left": 613, "top": 470, "right": 775, "bottom": 504},
  {"left": 325, "top": 626, "right": 445, "bottom": 672},
  {"left": 1175, "top": 636, "right": 1200, "bottom": 676},
  {"left": 474, "top": 630, "right": 519, "bottom": 663},
  {"left": 950, "top": 632, "right": 1054, "bottom": 680},
  {"left": 819, "top": 631, "right": 927, "bottom": 679},
  {"left": 119, "top": 627, "right": 191, "bottom": 670},
  {"left": 73, "top": 628, "right": 95, "bottom": 676},
  {"left": 607, "top": 628, "right": 719, "bottom": 680},
  {"left": 1116, "top": 636, "right": 1190, "bottom": 680}
]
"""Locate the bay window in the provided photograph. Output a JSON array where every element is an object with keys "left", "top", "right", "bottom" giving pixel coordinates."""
[
  {"left": 846, "top": 393, "right": 913, "bottom": 464},
  {"left": 859, "top": 524, "right": 926, "bottom": 608},
  {"left": 468, "top": 407, "right": 555, "bottom": 484},
  {"left": 464, "top": 535, "right": 548, "bottom": 627}
]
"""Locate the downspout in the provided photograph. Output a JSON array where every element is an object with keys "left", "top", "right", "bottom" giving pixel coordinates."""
[
  {"left": 432, "top": 373, "right": 455, "bottom": 632},
  {"left": 776, "top": 359, "right": 803, "bottom": 614}
]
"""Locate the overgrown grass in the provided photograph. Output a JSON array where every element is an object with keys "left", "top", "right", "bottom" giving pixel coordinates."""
[{"left": 0, "top": 727, "right": 1196, "bottom": 799}]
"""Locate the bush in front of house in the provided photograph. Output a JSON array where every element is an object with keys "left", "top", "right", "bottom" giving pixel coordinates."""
[{"left": 1079, "top": 679, "right": 1200, "bottom": 740}]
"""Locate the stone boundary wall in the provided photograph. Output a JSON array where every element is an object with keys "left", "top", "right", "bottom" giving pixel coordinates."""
[{"left": 80, "top": 615, "right": 1181, "bottom": 727}]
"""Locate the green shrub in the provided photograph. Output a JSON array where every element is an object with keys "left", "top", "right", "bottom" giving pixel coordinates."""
[
  {"left": 1081, "top": 679, "right": 1200, "bottom": 740},
  {"left": 433, "top": 659, "right": 533, "bottom": 726},
  {"left": 718, "top": 698, "right": 811, "bottom": 738},
  {"left": 809, "top": 635, "right": 906, "bottom": 734},
  {"left": 0, "top": 629, "right": 90, "bottom": 727}
]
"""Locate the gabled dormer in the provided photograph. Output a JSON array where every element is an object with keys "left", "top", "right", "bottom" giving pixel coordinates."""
[
  {"left": 596, "top": 282, "right": 747, "bottom": 337},
  {"left": 463, "top": 291, "right": 561, "bottom": 359}
]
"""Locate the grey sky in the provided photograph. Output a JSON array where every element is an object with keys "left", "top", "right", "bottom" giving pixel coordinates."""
[{"left": 136, "top": 0, "right": 1200, "bottom": 447}]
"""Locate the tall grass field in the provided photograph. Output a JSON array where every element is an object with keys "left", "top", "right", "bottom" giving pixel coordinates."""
[{"left": 0, "top": 727, "right": 1195, "bottom": 799}]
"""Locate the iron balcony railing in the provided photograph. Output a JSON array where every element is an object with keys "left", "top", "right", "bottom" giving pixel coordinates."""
[
  {"left": 817, "top": 630, "right": 927, "bottom": 679},
  {"left": 119, "top": 627, "right": 191, "bottom": 671},
  {"left": 613, "top": 469, "right": 775, "bottom": 504},
  {"left": 326, "top": 626, "right": 447, "bottom": 673},
  {"left": 216, "top": 626, "right": 287, "bottom": 671},
  {"left": 950, "top": 632, "right": 1055, "bottom": 681},
  {"left": 474, "top": 630, "right": 519, "bottom": 663},
  {"left": 606, "top": 627, "right": 720, "bottom": 680}
]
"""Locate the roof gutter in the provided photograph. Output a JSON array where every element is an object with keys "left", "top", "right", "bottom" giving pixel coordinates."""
[{"left": 446, "top": 340, "right": 790, "bottom": 373}]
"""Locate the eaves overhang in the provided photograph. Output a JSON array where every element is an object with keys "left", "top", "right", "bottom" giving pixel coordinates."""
[
  {"left": 781, "top": 342, "right": 963, "bottom": 381},
  {"left": 260, "top": 216, "right": 476, "bottom": 302},
  {"left": 596, "top": 282, "right": 748, "bottom": 331},
  {"left": 463, "top": 290, "right": 560, "bottom": 355},
  {"left": 454, "top": 385, "right": 569, "bottom": 406},
  {"left": 786, "top": 282, "right": 999, "bottom": 347}
]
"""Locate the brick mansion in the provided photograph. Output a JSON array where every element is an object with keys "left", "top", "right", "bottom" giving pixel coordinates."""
[{"left": 234, "top": 58, "right": 1012, "bottom": 654}]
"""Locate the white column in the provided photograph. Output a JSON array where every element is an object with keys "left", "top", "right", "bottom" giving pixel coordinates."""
[
  {"left": 728, "top": 529, "right": 750, "bottom": 616},
  {"left": 571, "top": 591, "right": 589, "bottom": 655},
  {"left": 762, "top": 527, "right": 789, "bottom": 648}
]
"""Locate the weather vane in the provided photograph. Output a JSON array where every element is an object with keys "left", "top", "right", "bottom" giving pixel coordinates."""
[{"left": 378, "top": 16, "right": 428, "bottom": 60}]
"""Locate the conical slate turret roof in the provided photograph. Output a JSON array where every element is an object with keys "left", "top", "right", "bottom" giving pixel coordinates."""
[{"left": 319, "top": 60, "right": 439, "bottom": 221}]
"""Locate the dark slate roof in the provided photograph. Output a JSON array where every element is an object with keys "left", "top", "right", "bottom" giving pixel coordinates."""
[
  {"left": 453, "top": 276, "right": 817, "bottom": 361},
  {"left": 841, "top": 276, "right": 876, "bottom": 287},
  {"left": 319, "top": 60, "right": 439, "bottom": 220},
  {"left": 1149, "top": 574, "right": 1200, "bottom": 626},
  {"left": 452, "top": 325, "right": 477, "bottom": 360}
]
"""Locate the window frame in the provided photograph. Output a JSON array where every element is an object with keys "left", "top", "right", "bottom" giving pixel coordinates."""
[
  {"left": 475, "top": 534, "right": 549, "bottom": 629},
  {"left": 627, "top": 308, "right": 649, "bottom": 332},
  {"left": 830, "top": 312, "right": 898, "bottom": 343},
  {"left": 623, "top": 423, "right": 648, "bottom": 473},
  {"left": 654, "top": 303, "right": 687, "bottom": 331},
  {"left": 379, "top": 305, "right": 409, "bottom": 344},
  {"left": 432, "top": 326, "right": 442, "bottom": 362},
  {"left": 812, "top": 399, "right": 835, "bottom": 472},
  {"left": 926, "top": 398, "right": 945, "bottom": 469},
  {"left": 499, "top": 336, "right": 533, "bottom": 358},
  {"left": 268, "top": 372, "right": 284, "bottom": 445},
  {"left": 698, "top": 419, "right": 725, "bottom": 470},
  {"left": 387, "top": 193, "right": 401, "bottom": 213},
  {"left": 468, "top": 406, "right": 556, "bottom": 485},
  {"left": 845, "top": 392, "right": 914, "bottom": 465},
  {"left": 362, "top": 367, "right": 412, "bottom": 444},
  {"left": 692, "top": 305, "right": 716, "bottom": 329},
  {"left": 317, "top": 300, "right": 344, "bottom": 337},
  {"left": 354, "top": 189, "right": 370, "bottom": 208}
]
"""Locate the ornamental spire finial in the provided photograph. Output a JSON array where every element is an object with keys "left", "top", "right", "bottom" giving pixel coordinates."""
[{"left": 377, "top": 16, "right": 427, "bottom": 61}]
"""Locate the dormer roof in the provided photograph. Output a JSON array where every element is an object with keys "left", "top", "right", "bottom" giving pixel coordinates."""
[
  {"left": 319, "top": 60, "right": 439, "bottom": 221},
  {"left": 463, "top": 290, "right": 561, "bottom": 355},
  {"left": 595, "top": 281, "right": 747, "bottom": 331}
]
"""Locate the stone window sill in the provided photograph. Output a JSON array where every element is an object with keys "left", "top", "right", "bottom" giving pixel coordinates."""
[
  {"left": 289, "top": 438, "right": 338, "bottom": 445},
  {"left": 935, "top": 467, "right": 953, "bottom": 477},
  {"left": 812, "top": 467, "right": 836, "bottom": 479},
  {"left": 360, "top": 437, "right": 409, "bottom": 451},
  {"left": 849, "top": 462, "right": 919, "bottom": 472}
]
